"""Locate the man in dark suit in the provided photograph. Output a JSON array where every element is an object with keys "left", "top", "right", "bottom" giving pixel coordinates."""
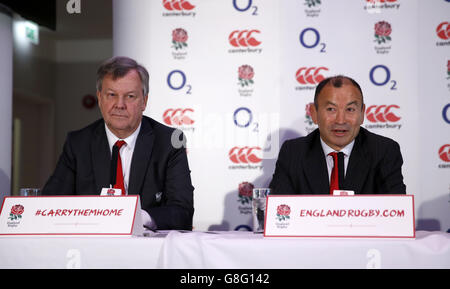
[
  {"left": 42, "top": 56, "right": 194, "bottom": 230},
  {"left": 270, "top": 75, "right": 406, "bottom": 195}
]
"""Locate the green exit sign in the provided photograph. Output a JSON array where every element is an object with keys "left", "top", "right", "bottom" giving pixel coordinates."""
[{"left": 24, "top": 22, "right": 39, "bottom": 45}]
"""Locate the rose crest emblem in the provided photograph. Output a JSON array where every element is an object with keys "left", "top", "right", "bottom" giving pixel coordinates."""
[
  {"left": 9, "top": 204, "right": 24, "bottom": 221},
  {"left": 172, "top": 28, "right": 188, "bottom": 50},
  {"left": 305, "top": 102, "right": 314, "bottom": 126},
  {"left": 374, "top": 21, "right": 392, "bottom": 44},
  {"left": 238, "top": 65, "right": 254, "bottom": 87},
  {"left": 304, "top": 0, "right": 321, "bottom": 8},
  {"left": 238, "top": 182, "right": 254, "bottom": 205},
  {"left": 447, "top": 60, "right": 450, "bottom": 79},
  {"left": 276, "top": 204, "right": 291, "bottom": 222}
]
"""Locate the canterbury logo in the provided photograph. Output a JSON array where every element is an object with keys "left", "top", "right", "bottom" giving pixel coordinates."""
[
  {"left": 163, "top": 108, "right": 194, "bottom": 126},
  {"left": 295, "top": 67, "right": 328, "bottom": 85},
  {"left": 439, "top": 144, "right": 450, "bottom": 162},
  {"left": 366, "top": 105, "right": 401, "bottom": 123},
  {"left": 229, "top": 146, "right": 262, "bottom": 164},
  {"left": 436, "top": 22, "right": 450, "bottom": 40},
  {"left": 163, "top": 0, "right": 195, "bottom": 11},
  {"left": 229, "top": 30, "right": 261, "bottom": 47}
]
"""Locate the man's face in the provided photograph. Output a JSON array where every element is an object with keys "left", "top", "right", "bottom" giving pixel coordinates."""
[
  {"left": 311, "top": 83, "right": 365, "bottom": 151},
  {"left": 97, "top": 70, "right": 148, "bottom": 139}
]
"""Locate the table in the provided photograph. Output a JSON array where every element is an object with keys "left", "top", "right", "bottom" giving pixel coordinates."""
[
  {"left": 1, "top": 231, "right": 449, "bottom": 269},
  {"left": 0, "top": 231, "right": 167, "bottom": 269},
  {"left": 156, "top": 231, "right": 450, "bottom": 269}
]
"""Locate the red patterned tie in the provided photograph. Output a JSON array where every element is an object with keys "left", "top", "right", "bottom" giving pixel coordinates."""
[
  {"left": 329, "top": 152, "right": 339, "bottom": 195},
  {"left": 113, "top": 140, "right": 127, "bottom": 195}
]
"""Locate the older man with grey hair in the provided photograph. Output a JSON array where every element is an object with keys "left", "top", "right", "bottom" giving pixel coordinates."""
[{"left": 42, "top": 56, "right": 194, "bottom": 230}]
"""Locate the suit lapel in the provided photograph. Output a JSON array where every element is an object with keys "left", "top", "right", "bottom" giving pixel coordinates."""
[
  {"left": 303, "top": 132, "right": 329, "bottom": 194},
  {"left": 343, "top": 131, "right": 370, "bottom": 193},
  {"left": 91, "top": 121, "right": 111, "bottom": 193},
  {"left": 128, "top": 117, "right": 154, "bottom": 195}
]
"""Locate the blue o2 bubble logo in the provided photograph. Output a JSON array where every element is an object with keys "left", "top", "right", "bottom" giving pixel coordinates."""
[
  {"left": 167, "top": 70, "right": 192, "bottom": 94},
  {"left": 233, "top": 107, "right": 253, "bottom": 128},
  {"left": 443, "top": 104, "right": 450, "bottom": 124},
  {"left": 369, "top": 65, "right": 397, "bottom": 90},
  {"left": 167, "top": 70, "right": 186, "bottom": 90},
  {"left": 299, "top": 27, "right": 326, "bottom": 52},
  {"left": 232, "top": 0, "right": 258, "bottom": 15}
]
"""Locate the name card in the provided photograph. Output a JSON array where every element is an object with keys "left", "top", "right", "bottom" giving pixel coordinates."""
[
  {"left": 264, "top": 195, "right": 415, "bottom": 238},
  {"left": 0, "top": 196, "right": 143, "bottom": 236}
]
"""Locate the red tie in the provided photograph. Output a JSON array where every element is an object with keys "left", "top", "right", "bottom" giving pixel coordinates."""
[
  {"left": 113, "top": 140, "right": 126, "bottom": 195},
  {"left": 329, "top": 152, "right": 339, "bottom": 195}
]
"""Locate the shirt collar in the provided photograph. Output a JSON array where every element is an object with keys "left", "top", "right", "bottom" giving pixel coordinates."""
[
  {"left": 104, "top": 122, "right": 141, "bottom": 153},
  {"left": 319, "top": 137, "right": 355, "bottom": 157}
]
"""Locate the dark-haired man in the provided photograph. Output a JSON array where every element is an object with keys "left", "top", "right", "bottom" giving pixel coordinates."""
[
  {"left": 269, "top": 75, "right": 406, "bottom": 195},
  {"left": 42, "top": 56, "right": 194, "bottom": 230}
]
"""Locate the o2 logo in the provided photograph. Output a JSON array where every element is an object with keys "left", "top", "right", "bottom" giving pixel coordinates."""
[
  {"left": 369, "top": 65, "right": 397, "bottom": 90},
  {"left": 233, "top": 107, "right": 259, "bottom": 132},
  {"left": 167, "top": 70, "right": 192, "bottom": 94},
  {"left": 233, "top": 107, "right": 252, "bottom": 128},
  {"left": 299, "top": 27, "right": 326, "bottom": 53},
  {"left": 232, "top": 0, "right": 258, "bottom": 15},
  {"left": 443, "top": 104, "right": 450, "bottom": 124}
]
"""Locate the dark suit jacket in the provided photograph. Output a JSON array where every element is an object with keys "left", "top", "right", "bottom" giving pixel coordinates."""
[
  {"left": 42, "top": 116, "right": 194, "bottom": 230},
  {"left": 269, "top": 127, "right": 406, "bottom": 195}
]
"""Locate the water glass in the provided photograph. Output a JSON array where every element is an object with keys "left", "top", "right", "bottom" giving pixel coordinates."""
[{"left": 252, "top": 188, "right": 271, "bottom": 233}]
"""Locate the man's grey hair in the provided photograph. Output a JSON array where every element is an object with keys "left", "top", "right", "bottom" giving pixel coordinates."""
[{"left": 96, "top": 56, "right": 149, "bottom": 96}]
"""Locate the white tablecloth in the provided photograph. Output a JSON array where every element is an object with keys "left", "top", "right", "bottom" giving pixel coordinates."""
[
  {"left": 0, "top": 231, "right": 167, "bottom": 269},
  {"left": 1, "top": 230, "right": 449, "bottom": 269},
  {"left": 157, "top": 231, "right": 450, "bottom": 269}
]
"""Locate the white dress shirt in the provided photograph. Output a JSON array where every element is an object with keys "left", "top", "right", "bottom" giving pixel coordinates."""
[
  {"left": 104, "top": 123, "right": 156, "bottom": 230},
  {"left": 104, "top": 123, "right": 141, "bottom": 193},
  {"left": 319, "top": 138, "right": 355, "bottom": 183}
]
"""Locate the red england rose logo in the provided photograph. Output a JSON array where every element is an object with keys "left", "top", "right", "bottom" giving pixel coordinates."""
[
  {"left": 447, "top": 60, "right": 450, "bottom": 79},
  {"left": 9, "top": 204, "right": 24, "bottom": 221},
  {"left": 305, "top": 102, "right": 314, "bottom": 125},
  {"left": 172, "top": 28, "right": 188, "bottom": 50},
  {"left": 238, "top": 182, "right": 254, "bottom": 205},
  {"left": 374, "top": 21, "right": 392, "bottom": 44},
  {"left": 276, "top": 204, "right": 291, "bottom": 221},
  {"left": 238, "top": 65, "right": 254, "bottom": 87},
  {"left": 305, "top": 0, "right": 321, "bottom": 8}
]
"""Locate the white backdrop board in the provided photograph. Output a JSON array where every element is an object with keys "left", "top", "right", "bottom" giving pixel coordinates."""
[{"left": 113, "top": 0, "right": 450, "bottom": 232}]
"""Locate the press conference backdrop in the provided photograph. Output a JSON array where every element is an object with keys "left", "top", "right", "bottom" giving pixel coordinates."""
[{"left": 113, "top": 0, "right": 450, "bottom": 232}]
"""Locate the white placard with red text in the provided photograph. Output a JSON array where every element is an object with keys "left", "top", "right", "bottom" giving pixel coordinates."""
[
  {"left": 264, "top": 195, "right": 415, "bottom": 238},
  {"left": 0, "top": 196, "right": 143, "bottom": 236}
]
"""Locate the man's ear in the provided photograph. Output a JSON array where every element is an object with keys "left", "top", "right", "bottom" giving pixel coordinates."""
[
  {"left": 142, "top": 94, "right": 149, "bottom": 111},
  {"left": 96, "top": 90, "right": 102, "bottom": 105},
  {"left": 360, "top": 103, "right": 366, "bottom": 125}
]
